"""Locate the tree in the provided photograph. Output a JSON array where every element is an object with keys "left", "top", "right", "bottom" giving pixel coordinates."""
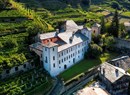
[
  {"left": 85, "top": 43, "right": 102, "bottom": 59},
  {"left": 109, "top": 10, "right": 119, "bottom": 37},
  {"left": 101, "top": 16, "right": 106, "bottom": 34},
  {"left": 92, "top": 34, "right": 102, "bottom": 44},
  {"left": 111, "top": 1, "right": 121, "bottom": 10},
  {"left": 0, "top": 0, "right": 9, "bottom": 10},
  {"left": 104, "top": 36, "right": 115, "bottom": 50},
  {"left": 82, "top": 0, "right": 91, "bottom": 6}
]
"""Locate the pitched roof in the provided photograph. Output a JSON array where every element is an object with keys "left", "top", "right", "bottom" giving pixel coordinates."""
[
  {"left": 39, "top": 20, "right": 83, "bottom": 40},
  {"left": 37, "top": 20, "right": 89, "bottom": 50},
  {"left": 40, "top": 32, "right": 57, "bottom": 40},
  {"left": 109, "top": 56, "right": 130, "bottom": 71},
  {"left": 93, "top": 23, "right": 101, "bottom": 27},
  {"left": 65, "top": 20, "right": 83, "bottom": 32},
  {"left": 58, "top": 31, "right": 88, "bottom": 52},
  {"left": 100, "top": 63, "right": 129, "bottom": 83}
]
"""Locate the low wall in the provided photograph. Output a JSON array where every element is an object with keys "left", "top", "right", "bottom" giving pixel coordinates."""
[
  {"left": 115, "top": 38, "right": 130, "bottom": 49},
  {"left": 60, "top": 66, "right": 99, "bottom": 94},
  {"left": 0, "top": 62, "right": 35, "bottom": 79}
]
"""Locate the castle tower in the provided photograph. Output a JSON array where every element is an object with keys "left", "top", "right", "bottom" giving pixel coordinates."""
[
  {"left": 42, "top": 41, "right": 59, "bottom": 77},
  {"left": 92, "top": 23, "right": 101, "bottom": 36},
  {"left": 81, "top": 26, "right": 92, "bottom": 43}
]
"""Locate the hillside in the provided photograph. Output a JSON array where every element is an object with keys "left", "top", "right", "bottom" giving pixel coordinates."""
[{"left": 0, "top": 0, "right": 130, "bottom": 94}]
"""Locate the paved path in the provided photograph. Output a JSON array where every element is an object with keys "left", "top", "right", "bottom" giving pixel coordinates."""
[{"left": 49, "top": 79, "right": 63, "bottom": 95}]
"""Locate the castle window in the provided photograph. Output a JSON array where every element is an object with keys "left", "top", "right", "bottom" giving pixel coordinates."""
[
  {"left": 53, "top": 56, "right": 55, "bottom": 60},
  {"left": 53, "top": 48, "right": 55, "bottom": 51},
  {"left": 45, "top": 56, "right": 48, "bottom": 63},
  {"left": 59, "top": 60, "right": 60, "bottom": 64},
  {"left": 53, "top": 63, "right": 55, "bottom": 68},
  {"left": 15, "top": 67, "right": 18, "bottom": 71},
  {"left": 6, "top": 70, "right": 10, "bottom": 74},
  {"left": 45, "top": 48, "right": 47, "bottom": 51},
  {"left": 64, "top": 58, "right": 66, "bottom": 61},
  {"left": 23, "top": 64, "right": 26, "bottom": 68}
]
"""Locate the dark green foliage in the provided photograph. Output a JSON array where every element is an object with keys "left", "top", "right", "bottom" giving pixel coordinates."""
[
  {"left": 111, "top": 1, "right": 121, "bottom": 10},
  {"left": 104, "top": 36, "right": 115, "bottom": 50},
  {"left": 109, "top": 10, "right": 119, "bottom": 37},
  {"left": 0, "top": 42, "right": 3, "bottom": 49},
  {"left": 92, "top": 34, "right": 102, "bottom": 44},
  {"left": 85, "top": 43, "right": 102, "bottom": 59},
  {"left": 3, "top": 38, "right": 18, "bottom": 49},
  {"left": 0, "top": 54, "right": 27, "bottom": 69},
  {"left": 101, "top": 16, "right": 106, "bottom": 34},
  {"left": 0, "top": 0, "right": 9, "bottom": 10},
  {"left": 82, "top": 0, "right": 91, "bottom": 6}
]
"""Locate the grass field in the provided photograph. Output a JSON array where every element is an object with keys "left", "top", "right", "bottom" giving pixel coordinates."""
[{"left": 59, "top": 52, "right": 119, "bottom": 82}]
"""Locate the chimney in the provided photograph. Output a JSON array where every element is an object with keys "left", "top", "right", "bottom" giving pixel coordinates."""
[
  {"left": 103, "top": 68, "right": 105, "bottom": 76},
  {"left": 56, "top": 29, "right": 59, "bottom": 34},
  {"left": 72, "top": 31, "right": 75, "bottom": 37},
  {"left": 115, "top": 69, "right": 119, "bottom": 77},
  {"left": 69, "top": 37, "right": 73, "bottom": 43}
]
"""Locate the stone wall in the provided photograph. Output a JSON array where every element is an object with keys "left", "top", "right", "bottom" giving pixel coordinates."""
[
  {"left": 115, "top": 38, "right": 130, "bottom": 49},
  {"left": 0, "top": 62, "right": 35, "bottom": 79}
]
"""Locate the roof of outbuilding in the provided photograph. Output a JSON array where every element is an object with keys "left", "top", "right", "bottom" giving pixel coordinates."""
[
  {"left": 100, "top": 63, "right": 129, "bottom": 83},
  {"left": 109, "top": 56, "right": 130, "bottom": 71}
]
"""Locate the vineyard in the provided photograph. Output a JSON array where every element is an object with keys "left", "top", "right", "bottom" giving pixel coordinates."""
[{"left": 0, "top": 68, "right": 53, "bottom": 95}]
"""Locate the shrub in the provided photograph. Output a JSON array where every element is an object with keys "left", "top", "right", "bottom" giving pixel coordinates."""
[
  {"left": 85, "top": 43, "right": 102, "bottom": 59},
  {"left": 104, "top": 36, "right": 115, "bottom": 50},
  {"left": 3, "top": 38, "right": 18, "bottom": 49},
  {"left": 0, "top": 42, "right": 3, "bottom": 49}
]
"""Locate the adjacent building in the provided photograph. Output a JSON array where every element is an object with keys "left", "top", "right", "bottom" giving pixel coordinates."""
[
  {"left": 30, "top": 20, "right": 92, "bottom": 77},
  {"left": 99, "top": 62, "right": 130, "bottom": 95}
]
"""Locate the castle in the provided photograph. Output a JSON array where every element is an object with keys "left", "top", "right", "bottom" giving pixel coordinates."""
[{"left": 30, "top": 20, "right": 100, "bottom": 77}]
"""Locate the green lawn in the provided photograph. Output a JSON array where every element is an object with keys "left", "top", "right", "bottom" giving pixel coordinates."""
[
  {"left": 59, "top": 52, "right": 119, "bottom": 82},
  {"left": 121, "top": 12, "right": 130, "bottom": 17}
]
